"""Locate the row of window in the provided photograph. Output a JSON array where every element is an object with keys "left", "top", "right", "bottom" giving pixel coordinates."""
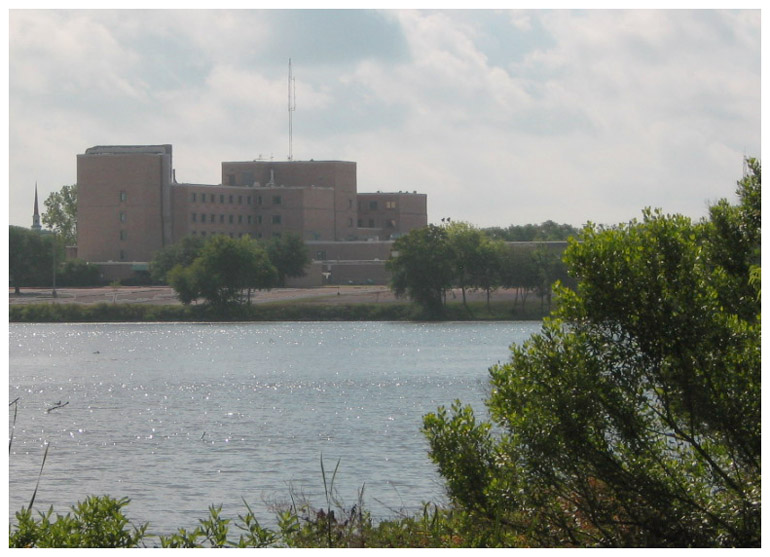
[
  {"left": 361, "top": 200, "right": 398, "bottom": 211},
  {"left": 190, "top": 192, "right": 283, "bottom": 206},
  {"left": 190, "top": 230, "right": 284, "bottom": 239},
  {"left": 190, "top": 213, "right": 283, "bottom": 225},
  {"left": 359, "top": 218, "right": 397, "bottom": 229}
]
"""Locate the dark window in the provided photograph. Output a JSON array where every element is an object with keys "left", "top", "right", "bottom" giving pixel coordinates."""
[
  {"left": 119, "top": 191, "right": 127, "bottom": 202},
  {"left": 201, "top": 214, "right": 206, "bottom": 223},
  {"left": 229, "top": 195, "right": 234, "bottom": 204},
  {"left": 191, "top": 192, "right": 197, "bottom": 202},
  {"left": 369, "top": 201, "right": 378, "bottom": 210},
  {"left": 247, "top": 215, "right": 252, "bottom": 224},
  {"left": 229, "top": 215, "right": 234, "bottom": 224},
  {"left": 368, "top": 219, "right": 375, "bottom": 228},
  {"left": 238, "top": 195, "right": 242, "bottom": 205},
  {"left": 228, "top": 174, "right": 236, "bottom": 186},
  {"left": 220, "top": 214, "right": 225, "bottom": 223},
  {"left": 119, "top": 212, "right": 126, "bottom": 223},
  {"left": 272, "top": 215, "right": 282, "bottom": 225},
  {"left": 273, "top": 195, "right": 282, "bottom": 205},
  {"left": 238, "top": 215, "right": 243, "bottom": 224},
  {"left": 120, "top": 230, "right": 127, "bottom": 241},
  {"left": 192, "top": 213, "right": 197, "bottom": 223},
  {"left": 220, "top": 194, "right": 225, "bottom": 203}
]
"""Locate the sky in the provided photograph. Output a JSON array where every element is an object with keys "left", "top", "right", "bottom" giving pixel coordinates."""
[{"left": 5, "top": 8, "right": 762, "bottom": 230}]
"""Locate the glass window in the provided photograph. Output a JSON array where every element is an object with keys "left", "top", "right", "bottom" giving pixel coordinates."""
[
  {"left": 119, "top": 191, "right": 127, "bottom": 202},
  {"left": 272, "top": 214, "right": 282, "bottom": 224}
]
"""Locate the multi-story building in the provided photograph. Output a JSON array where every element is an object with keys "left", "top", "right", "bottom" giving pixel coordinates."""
[{"left": 75, "top": 145, "right": 428, "bottom": 283}]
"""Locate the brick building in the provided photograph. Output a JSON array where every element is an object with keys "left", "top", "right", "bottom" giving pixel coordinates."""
[{"left": 75, "top": 145, "right": 428, "bottom": 284}]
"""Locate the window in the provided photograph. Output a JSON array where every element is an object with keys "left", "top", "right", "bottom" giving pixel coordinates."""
[
  {"left": 257, "top": 196, "right": 263, "bottom": 205},
  {"left": 368, "top": 219, "right": 375, "bottom": 228},
  {"left": 387, "top": 219, "right": 396, "bottom": 228},
  {"left": 201, "top": 214, "right": 206, "bottom": 223},
  {"left": 191, "top": 192, "right": 197, "bottom": 203},
  {"left": 272, "top": 215, "right": 282, "bottom": 225},
  {"left": 210, "top": 194, "right": 216, "bottom": 203},
  {"left": 247, "top": 196, "right": 252, "bottom": 205},
  {"left": 348, "top": 218, "right": 353, "bottom": 227},
  {"left": 210, "top": 214, "right": 215, "bottom": 223},
  {"left": 273, "top": 195, "right": 282, "bottom": 205},
  {"left": 229, "top": 195, "right": 234, "bottom": 204},
  {"left": 119, "top": 191, "right": 127, "bottom": 202},
  {"left": 316, "top": 250, "right": 327, "bottom": 260},
  {"left": 358, "top": 219, "right": 363, "bottom": 228},
  {"left": 220, "top": 194, "right": 225, "bottom": 203},
  {"left": 238, "top": 195, "right": 242, "bottom": 205},
  {"left": 120, "top": 230, "right": 127, "bottom": 241},
  {"left": 386, "top": 201, "right": 397, "bottom": 209},
  {"left": 220, "top": 214, "right": 225, "bottom": 224},
  {"left": 369, "top": 200, "right": 378, "bottom": 210},
  {"left": 119, "top": 212, "right": 126, "bottom": 223},
  {"left": 228, "top": 174, "right": 236, "bottom": 186},
  {"left": 257, "top": 215, "right": 263, "bottom": 224},
  {"left": 238, "top": 215, "right": 243, "bottom": 224},
  {"left": 247, "top": 215, "right": 252, "bottom": 224},
  {"left": 192, "top": 213, "right": 197, "bottom": 223},
  {"left": 229, "top": 215, "right": 234, "bottom": 224}
]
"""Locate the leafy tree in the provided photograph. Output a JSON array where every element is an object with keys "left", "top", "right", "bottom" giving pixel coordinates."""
[
  {"left": 8, "top": 226, "right": 63, "bottom": 293},
  {"left": 484, "top": 220, "right": 580, "bottom": 242},
  {"left": 387, "top": 224, "right": 455, "bottom": 317},
  {"left": 42, "top": 184, "right": 78, "bottom": 246},
  {"left": 149, "top": 235, "right": 206, "bottom": 283},
  {"left": 266, "top": 233, "right": 311, "bottom": 287},
  {"left": 57, "top": 259, "right": 102, "bottom": 287},
  {"left": 423, "top": 161, "right": 761, "bottom": 547},
  {"left": 446, "top": 222, "right": 487, "bottom": 309},
  {"left": 168, "top": 235, "right": 277, "bottom": 307}
]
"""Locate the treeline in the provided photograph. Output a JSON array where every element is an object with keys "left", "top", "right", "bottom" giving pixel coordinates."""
[
  {"left": 150, "top": 233, "right": 310, "bottom": 306},
  {"left": 483, "top": 220, "right": 581, "bottom": 242},
  {"left": 8, "top": 226, "right": 102, "bottom": 292},
  {"left": 387, "top": 221, "right": 576, "bottom": 317}
]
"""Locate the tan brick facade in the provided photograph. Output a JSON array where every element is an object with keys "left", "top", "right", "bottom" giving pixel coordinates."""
[{"left": 76, "top": 145, "right": 429, "bottom": 279}]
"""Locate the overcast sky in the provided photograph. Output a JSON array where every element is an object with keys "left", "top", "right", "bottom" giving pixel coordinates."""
[{"left": 6, "top": 8, "right": 761, "bottom": 230}]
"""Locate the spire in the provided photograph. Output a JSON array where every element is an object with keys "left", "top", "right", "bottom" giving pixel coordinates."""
[{"left": 31, "top": 182, "right": 41, "bottom": 231}]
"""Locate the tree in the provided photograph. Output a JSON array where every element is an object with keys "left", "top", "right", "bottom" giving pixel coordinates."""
[
  {"left": 387, "top": 225, "right": 455, "bottom": 317},
  {"left": 8, "top": 226, "right": 62, "bottom": 293},
  {"left": 446, "top": 222, "right": 486, "bottom": 310},
  {"left": 149, "top": 235, "right": 206, "bottom": 283},
  {"left": 266, "top": 233, "right": 310, "bottom": 287},
  {"left": 42, "top": 184, "right": 78, "bottom": 246},
  {"left": 423, "top": 161, "right": 761, "bottom": 547},
  {"left": 168, "top": 235, "right": 277, "bottom": 307}
]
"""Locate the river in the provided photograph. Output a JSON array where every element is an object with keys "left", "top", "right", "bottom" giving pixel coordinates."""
[{"left": 8, "top": 321, "right": 541, "bottom": 536}]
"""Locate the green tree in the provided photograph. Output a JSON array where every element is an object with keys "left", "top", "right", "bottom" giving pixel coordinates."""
[
  {"left": 57, "top": 259, "right": 102, "bottom": 287},
  {"left": 8, "top": 226, "right": 63, "bottom": 293},
  {"left": 42, "top": 184, "right": 78, "bottom": 246},
  {"left": 149, "top": 235, "right": 206, "bottom": 283},
  {"left": 169, "top": 235, "right": 277, "bottom": 307},
  {"left": 387, "top": 224, "right": 455, "bottom": 317},
  {"left": 266, "top": 233, "right": 311, "bottom": 287},
  {"left": 446, "top": 222, "right": 486, "bottom": 310},
  {"left": 423, "top": 162, "right": 761, "bottom": 547}
]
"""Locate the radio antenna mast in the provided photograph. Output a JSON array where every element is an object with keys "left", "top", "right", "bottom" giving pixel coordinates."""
[{"left": 288, "top": 58, "right": 296, "bottom": 160}]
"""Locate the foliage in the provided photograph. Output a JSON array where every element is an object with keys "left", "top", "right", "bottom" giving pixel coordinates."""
[
  {"left": 484, "top": 220, "right": 580, "bottom": 242},
  {"left": 166, "top": 235, "right": 278, "bottom": 306},
  {"left": 148, "top": 235, "right": 205, "bottom": 283},
  {"left": 8, "top": 226, "right": 63, "bottom": 292},
  {"left": 388, "top": 224, "right": 455, "bottom": 317},
  {"left": 422, "top": 160, "right": 761, "bottom": 547},
  {"left": 56, "top": 259, "right": 103, "bottom": 287},
  {"left": 267, "top": 233, "right": 311, "bottom": 286},
  {"left": 9, "top": 495, "right": 147, "bottom": 548},
  {"left": 42, "top": 184, "right": 78, "bottom": 246},
  {"left": 388, "top": 222, "right": 568, "bottom": 317}
]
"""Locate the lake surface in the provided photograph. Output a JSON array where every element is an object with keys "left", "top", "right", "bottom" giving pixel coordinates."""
[{"left": 8, "top": 321, "right": 541, "bottom": 536}]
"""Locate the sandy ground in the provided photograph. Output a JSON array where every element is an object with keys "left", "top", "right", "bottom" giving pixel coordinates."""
[{"left": 8, "top": 285, "right": 521, "bottom": 306}]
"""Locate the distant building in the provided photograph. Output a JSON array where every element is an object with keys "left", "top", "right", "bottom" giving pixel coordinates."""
[
  {"left": 31, "top": 183, "right": 42, "bottom": 231},
  {"left": 75, "top": 145, "right": 428, "bottom": 284}
]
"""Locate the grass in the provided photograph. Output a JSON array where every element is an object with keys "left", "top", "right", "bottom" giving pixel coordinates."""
[{"left": 9, "top": 297, "right": 549, "bottom": 323}]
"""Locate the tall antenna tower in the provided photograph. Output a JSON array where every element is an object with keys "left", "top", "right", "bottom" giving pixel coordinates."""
[{"left": 288, "top": 58, "right": 296, "bottom": 160}]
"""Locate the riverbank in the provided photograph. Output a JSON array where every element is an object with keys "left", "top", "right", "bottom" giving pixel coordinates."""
[{"left": 8, "top": 286, "right": 548, "bottom": 322}]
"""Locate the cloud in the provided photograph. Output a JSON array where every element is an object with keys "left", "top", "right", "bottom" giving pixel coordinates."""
[{"left": 7, "top": 9, "right": 760, "bottom": 231}]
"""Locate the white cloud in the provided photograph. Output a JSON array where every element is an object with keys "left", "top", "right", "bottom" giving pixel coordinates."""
[{"left": 7, "top": 9, "right": 760, "bottom": 231}]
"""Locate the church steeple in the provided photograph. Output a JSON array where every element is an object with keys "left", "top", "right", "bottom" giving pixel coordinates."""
[{"left": 31, "top": 182, "right": 42, "bottom": 231}]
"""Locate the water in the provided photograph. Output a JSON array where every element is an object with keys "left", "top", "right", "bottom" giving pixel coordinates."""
[{"left": 8, "top": 321, "right": 541, "bottom": 536}]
